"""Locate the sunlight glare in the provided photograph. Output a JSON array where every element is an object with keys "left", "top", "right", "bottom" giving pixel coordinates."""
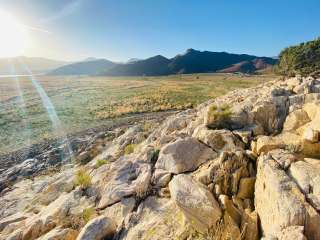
[{"left": 0, "top": 10, "right": 29, "bottom": 58}]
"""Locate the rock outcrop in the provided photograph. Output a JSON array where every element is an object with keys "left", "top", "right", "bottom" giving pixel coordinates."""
[{"left": 1, "top": 75, "right": 320, "bottom": 239}]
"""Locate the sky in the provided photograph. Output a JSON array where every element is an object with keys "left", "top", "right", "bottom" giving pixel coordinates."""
[{"left": 1, "top": 0, "right": 320, "bottom": 61}]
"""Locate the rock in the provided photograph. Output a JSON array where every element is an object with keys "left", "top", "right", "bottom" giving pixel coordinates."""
[
  {"left": 0, "top": 212, "right": 29, "bottom": 232},
  {"left": 120, "top": 197, "right": 179, "bottom": 240},
  {"left": 303, "top": 102, "right": 320, "bottom": 120},
  {"left": 76, "top": 216, "right": 116, "bottom": 240},
  {"left": 77, "top": 151, "right": 90, "bottom": 164},
  {"left": 237, "top": 177, "right": 256, "bottom": 199},
  {"left": 37, "top": 227, "right": 78, "bottom": 240},
  {"left": 219, "top": 195, "right": 241, "bottom": 226},
  {"left": 241, "top": 209, "right": 259, "bottom": 240},
  {"left": 255, "top": 154, "right": 320, "bottom": 240},
  {"left": 152, "top": 169, "right": 172, "bottom": 188},
  {"left": 98, "top": 156, "right": 152, "bottom": 208},
  {"left": 22, "top": 191, "right": 81, "bottom": 240},
  {"left": 303, "top": 128, "right": 319, "bottom": 143},
  {"left": 155, "top": 137, "right": 217, "bottom": 174},
  {"left": 215, "top": 151, "right": 252, "bottom": 195},
  {"left": 289, "top": 159, "right": 320, "bottom": 211},
  {"left": 192, "top": 125, "right": 245, "bottom": 152},
  {"left": 286, "top": 77, "right": 302, "bottom": 89},
  {"left": 283, "top": 109, "right": 310, "bottom": 131},
  {"left": 256, "top": 133, "right": 300, "bottom": 154},
  {"left": 277, "top": 226, "right": 307, "bottom": 240},
  {"left": 267, "top": 149, "right": 298, "bottom": 170},
  {"left": 169, "top": 174, "right": 222, "bottom": 232},
  {"left": 101, "top": 198, "right": 136, "bottom": 228}
]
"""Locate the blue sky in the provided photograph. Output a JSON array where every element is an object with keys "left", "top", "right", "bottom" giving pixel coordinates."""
[{"left": 1, "top": 0, "right": 320, "bottom": 61}]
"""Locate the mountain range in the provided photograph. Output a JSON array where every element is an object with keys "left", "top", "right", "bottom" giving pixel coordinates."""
[
  {"left": 49, "top": 49, "right": 277, "bottom": 76},
  {"left": 0, "top": 49, "right": 277, "bottom": 76}
]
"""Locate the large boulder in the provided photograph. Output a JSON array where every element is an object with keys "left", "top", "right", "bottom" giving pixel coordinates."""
[
  {"left": 98, "top": 156, "right": 151, "bottom": 208},
  {"left": 155, "top": 137, "right": 217, "bottom": 174},
  {"left": 169, "top": 174, "right": 222, "bottom": 232},
  {"left": 192, "top": 125, "right": 245, "bottom": 152},
  {"left": 76, "top": 216, "right": 116, "bottom": 240},
  {"left": 255, "top": 153, "right": 320, "bottom": 240},
  {"left": 289, "top": 158, "right": 320, "bottom": 211}
]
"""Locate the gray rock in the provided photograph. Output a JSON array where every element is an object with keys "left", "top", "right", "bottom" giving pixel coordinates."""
[
  {"left": 155, "top": 137, "right": 217, "bottom": 174},
  {"left": 76, "top": 216, "right": 116, "bottom": 240}
]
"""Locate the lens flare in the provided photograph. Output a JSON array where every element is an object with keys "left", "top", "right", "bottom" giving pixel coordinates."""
[{"left": 19, "top": 60, "right": 74, "bottom": 161}]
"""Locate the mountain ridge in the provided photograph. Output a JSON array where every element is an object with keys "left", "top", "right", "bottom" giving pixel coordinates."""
[{"left": 48, "top": 49, "right": 277, "bottom": 76}]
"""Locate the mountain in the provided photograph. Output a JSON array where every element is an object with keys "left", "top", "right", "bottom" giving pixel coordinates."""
[
  {"left": 100, "top": 49, "right": 277, "bottom": 76},
  {"left": 218, "top": 57, "right": 278, "bottom": 73},
  {"left": 100, "top": 55, "right": 171, "bottom": 76},
  {"left": 47, "top": 49, "right": 277, "bottom": 76},
  {"left": 0, "top": 56, "right": 68, "bottom": 75},
  {"left": 48, "top": 59, "right": 116, "bottom": 75}
]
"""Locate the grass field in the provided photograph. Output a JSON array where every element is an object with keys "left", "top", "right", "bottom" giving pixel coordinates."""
[{"left": 0, "top": 73, "right": 275, "bottom": 154}]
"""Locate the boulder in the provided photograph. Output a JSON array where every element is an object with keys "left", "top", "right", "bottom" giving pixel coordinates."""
[
  {"left": 169, "top": 174, "right": 222, "bottom": 232},
  {"left": 120, "top": 197, "right": 179, "bottom": 240},
  {"left": 255, "top": 154, "right": 320, "bottom": 240},
  {"left": 37, "top": 227, "right": 78, "bottom": 240},
  {"left": 289, "top": 159, "right": 320, "bottom": 210},
  {"left": 256, "top": 132, "right": 300, "bottom": 154},
  {"left": 152, "top": 169, "right": 172, "bottom": 188},
  {"left": 22, "top": 190, "right": 81, "bottom": 240},
  {"left": 155, "top": 137, "right": 217, "bottom": 174},
  {"left": 241, "top": 209, "right": 259, "bottom": 240},
  {"left": 98, "top": 156, "right": 151, "bottom": 208},
  {"left": 237, "top": 177, "right": 256, "bottom": 199},
  {"left": 76, "top": 216, "right": 116, "bottom": 240},
  {"left": 192, "top": 125, "right": 245, "bottom": 152},
  {"left": 283, "top": 109, "right": 310, "bottom": 131},
  {"left": 101, "top": 197, "right": 136, "bottom": 228}
]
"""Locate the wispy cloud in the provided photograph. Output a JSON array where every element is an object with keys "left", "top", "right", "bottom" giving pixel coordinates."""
[{"left": 42, "top": 0, "right": 84, "bottom": 23}]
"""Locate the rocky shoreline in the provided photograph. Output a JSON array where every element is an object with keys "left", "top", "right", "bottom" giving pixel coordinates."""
[{"left": 1, "top": 75, "right": 320, "bottom": 239}]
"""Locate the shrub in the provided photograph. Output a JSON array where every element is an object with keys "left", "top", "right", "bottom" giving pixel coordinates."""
[
  {"left": 82, "top": 207, "right": 95, "bottom": 223},
  {"left": 207, "top": 104, "right": 232, "bottom": 129},
  {"left": 95, "top": 159, "right": 108, "bottom": 169},
  {"left": 124, "top": 143, "right": 137, "bottom": 155},
  {"left": 74, "top": 169, "right": 92, "bottom": 189}
]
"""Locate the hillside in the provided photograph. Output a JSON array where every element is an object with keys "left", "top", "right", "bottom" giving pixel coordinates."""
[
  {"left": 102, "top": 49, "right": 277, "bottom": 76},
  {"left": 48, "top": 59, "right": 116, "bottom": 75},
  {"left": 218, "top": 57, "right": 277, "bottom": 73},
  {"left": 0, "top": 56, "right": 68, "bottom": 74},
  {"left": 1, "top": 75, "right": 320, "bottom": 240},
  {"left": 277, "top": 38, "right": 320, "bottom": 77},
  {"left": 100, "top": 55, "right": 171, "bottom": 76}
]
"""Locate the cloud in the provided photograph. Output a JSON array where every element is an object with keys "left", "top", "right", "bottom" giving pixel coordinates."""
[{"left": 42, "top": 0, "right": 84, "bottom": 23}]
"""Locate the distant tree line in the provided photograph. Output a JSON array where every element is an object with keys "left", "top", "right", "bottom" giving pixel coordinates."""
[{"left": 276, "top": 38, "right": 320, "bottom": 77}]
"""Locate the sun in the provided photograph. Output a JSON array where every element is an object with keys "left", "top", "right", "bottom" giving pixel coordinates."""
[{"left": 0, "top": 10, "right": 29, "bottom": 58}]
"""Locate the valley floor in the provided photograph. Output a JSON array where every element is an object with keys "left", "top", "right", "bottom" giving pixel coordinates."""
[{"left": 0, "top": 73, "right": 274, "bottom": 154}]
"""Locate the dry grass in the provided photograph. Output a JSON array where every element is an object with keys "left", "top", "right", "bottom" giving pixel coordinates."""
[
  {"left": 0, "top": 73, "right": 275, "bottom": 153},
  {"left": 74, "top": 168, "right": 92, "bottom": 189}
]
